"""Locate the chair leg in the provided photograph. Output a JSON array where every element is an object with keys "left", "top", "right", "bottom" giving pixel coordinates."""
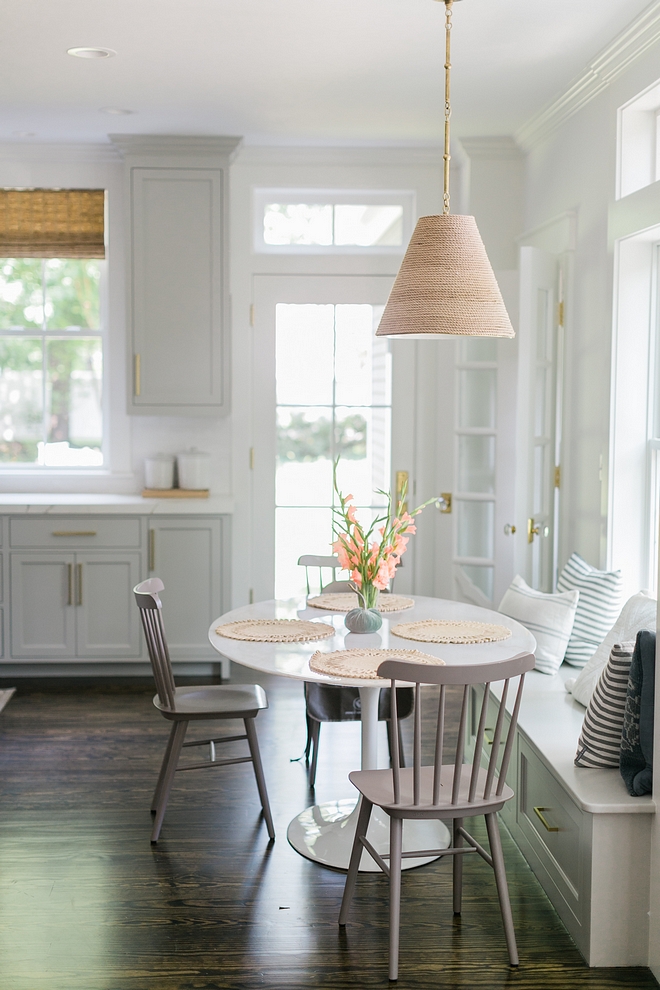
[
  {"left": 151, "top": 721, "right": 178, "bottom": 813},
  {"left": 304, "top": 712, "right": 314, "bottom": 762},
  {"left": 245, "top": 717, "right": 275, "bottom": 840},
  {"left": 485, "top": 812, "right": 519, "bottom": 966},
  {"left": 339, "top": 797, "right": 373, "bottom": 925},
  {"left": 308, "top": 719, "right": 321, "bottom": 789},
  {"left": 452, "top": 817, "right": 464, "bottom": 915},
  {"left": 389, "top": 816, "right": 403, "bottom": 982},
  {"left": 151, "top": 720, "right": 187, "bottom": 844}
]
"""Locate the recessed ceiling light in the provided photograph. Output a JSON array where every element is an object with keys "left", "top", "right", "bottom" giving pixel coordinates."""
[
  {"left": 99, "top": 107, "right": 135, "bottom": 115},
  {"left": 67, "top": 47, "right": 116, "bottom": 59}
]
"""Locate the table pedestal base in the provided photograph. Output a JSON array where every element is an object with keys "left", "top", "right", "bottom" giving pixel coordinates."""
[{"left": 287, "top": 797, "right": 451, "bottom": 872}]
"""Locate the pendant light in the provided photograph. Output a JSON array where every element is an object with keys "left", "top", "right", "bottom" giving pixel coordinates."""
[{"left": 376, "top": 0, "right": 514, "bottom": 339}]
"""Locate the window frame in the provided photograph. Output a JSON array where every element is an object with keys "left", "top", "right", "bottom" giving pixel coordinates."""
[
  {"left": 253, "top": 187, "right": 415, "bottom": 255},
  {"left": 0, "top": 255, "right": 107, "bottom": 473}
]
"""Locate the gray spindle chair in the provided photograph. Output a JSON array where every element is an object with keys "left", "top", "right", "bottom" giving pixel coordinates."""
[
  {"left": 133, "top": 578, "right": 275, "bottom": 845},
  {"left": 338, "top": 651, "right": 535, "bottom": 982}
]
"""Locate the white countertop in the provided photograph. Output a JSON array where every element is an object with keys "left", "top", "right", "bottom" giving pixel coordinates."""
[
  {"left": 0, "top": 493, "right": 233, "bottom": 514},
  {"left": 499, "top": 665, "right": 655, "bottom": 816}
]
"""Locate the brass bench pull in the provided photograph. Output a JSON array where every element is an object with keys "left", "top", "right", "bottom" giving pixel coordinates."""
[{"left": 533, "top": 806, "right": 559, "bottom": 832}]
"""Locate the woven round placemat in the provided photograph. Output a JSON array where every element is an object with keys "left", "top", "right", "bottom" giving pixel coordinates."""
[
  {"left": 309, "top": 647, "right": 445, "bottom": 680},
  {"left": 391, "top": 619, "right": 512, "bottom": 645},
  {"left": 306, "top": 593, "right": 414, "bottom": 613},
  {"left": 215, "top": 619, "right": 335, "bottom": 643}
]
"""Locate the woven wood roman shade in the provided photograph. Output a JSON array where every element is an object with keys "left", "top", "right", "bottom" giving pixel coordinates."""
[{"left": 0, "top": 189, "right": 105, "bottom": 258}]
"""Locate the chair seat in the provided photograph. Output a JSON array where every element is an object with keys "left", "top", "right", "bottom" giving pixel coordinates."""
[
  {"left": 153, "top": 683, "right": 268, "bottom": 719},
  {"left": 348, "top": 763, "right": 513, "bottom": 818}
]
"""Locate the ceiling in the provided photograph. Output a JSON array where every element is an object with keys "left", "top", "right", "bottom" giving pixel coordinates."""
[{"left": 0, "top": 0, "right": 655, "bottom": 146}]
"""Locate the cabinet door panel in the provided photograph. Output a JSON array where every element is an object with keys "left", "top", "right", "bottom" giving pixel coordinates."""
[
  {"left": 75, "top": 553, "right": 142, "bottom": 658},
  {"left": 131, "top": 167, "right": 224, "bottom": 409},
  {"left": 10, "top": 554, "right": 76, "bottom": 658},
  {"left": 148, "top": 519, "right": 221, "bottom": 658}
]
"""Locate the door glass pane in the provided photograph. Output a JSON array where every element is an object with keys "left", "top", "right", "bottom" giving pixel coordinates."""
[
  {"left": 458, "top": 369, "right": 496, "bottom": 429},
  {"left": 334, "top": 406, "right": 391, "bottom": 507},
  {"left": 461, "top": 564, "right": 494, "bottom": 602},
  {"left": 276, "top": 304, "right": 334, "bottom": 405},
  {"left": 456, "top": 500, "right": 494, "bottom": 559},
  {"left": 457, "top": 435, "right": 495, "bottom": 494},
  {"left": 275, "top": 507, "right": 333, "bottom": 600},
  {"left": 0, "top": 337, "right": 43, "bottom": 462},
  {"left": 276, "top": 407, "right": 332, "bottom": 506}
]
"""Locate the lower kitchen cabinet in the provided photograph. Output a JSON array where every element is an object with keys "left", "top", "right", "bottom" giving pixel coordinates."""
[
  {"left": 1, "top": 509, "right": 230, "bottom": 669},
  {"left": 147, "top": 517, "right": 225, "bottom": 661},
  {"left": 10, "top": 551, "right": 142, "bottom": 659}
]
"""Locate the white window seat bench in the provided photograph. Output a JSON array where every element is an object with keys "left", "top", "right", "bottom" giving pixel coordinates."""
[{"left": 470, "top": 666, "right": 655, "bottom": 967}]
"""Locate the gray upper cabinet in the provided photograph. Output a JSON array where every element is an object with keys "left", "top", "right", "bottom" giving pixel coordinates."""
[{"left": 112, "top": 135, "right": 242, "bottom": 416}]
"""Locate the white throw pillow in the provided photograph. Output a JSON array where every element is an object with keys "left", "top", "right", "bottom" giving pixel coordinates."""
[
  {"left": 567, "top": 592, "right": 657, "bottom": 707},
  {"left": 557, "top": 553, "right": 623, "bottom": 667},
  {"left": 498, "top": 575, "right": 579, "bottom": 675}
]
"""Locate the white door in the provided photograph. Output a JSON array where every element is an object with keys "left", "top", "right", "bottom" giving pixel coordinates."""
[
  {"left": 251, "top": 275, "right": 416, "bottom": 602},
  {"left": 516, "top": 246, "right": 562, "bottom": 591},
  {"left": 450, "top": 325, "right": 519, "bottom": 609}
]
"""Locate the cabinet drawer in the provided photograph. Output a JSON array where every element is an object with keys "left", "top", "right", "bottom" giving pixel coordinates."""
[
  {"left": 518, "top": 737, "right": 584, "bottom": 909},
  {"left": 10, "top": 517, "right": 142, "bottom": 549}
]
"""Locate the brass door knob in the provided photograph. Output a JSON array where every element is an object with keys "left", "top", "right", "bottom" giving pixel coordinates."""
[{"left": 504, "top": 524, "right": 516, "bottom": 536}]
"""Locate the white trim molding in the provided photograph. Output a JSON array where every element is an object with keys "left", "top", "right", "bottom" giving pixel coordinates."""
[{"left": 516, "top": 1, "right": 660, "bottom": 151}]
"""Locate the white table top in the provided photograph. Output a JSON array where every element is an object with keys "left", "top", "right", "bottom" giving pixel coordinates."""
[{"left": 208, "top": 595, "right": 536, "bottom": 689}]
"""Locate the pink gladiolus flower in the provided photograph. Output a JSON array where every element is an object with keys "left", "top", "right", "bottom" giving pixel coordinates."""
[
  {"left": 351, "top": 569, "right": 362, "bottom": 587},
  {"left": 346, "top": 504, "right": 358, "bottom": 523}
]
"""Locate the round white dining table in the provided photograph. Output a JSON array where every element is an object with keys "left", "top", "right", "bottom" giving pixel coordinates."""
[{"left": 208, "top": 595, "right": 536, "bottom": 872}]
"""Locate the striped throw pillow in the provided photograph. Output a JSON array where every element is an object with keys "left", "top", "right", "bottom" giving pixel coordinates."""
[
  {"left": 557, "top": 553, "right": 623, "bottom": 668},
  {"left": 498, "top": 574, "right": 579, "bottom": 675},
  {"left": 575, "top": 642, "right": 635, "bottom": 768}
]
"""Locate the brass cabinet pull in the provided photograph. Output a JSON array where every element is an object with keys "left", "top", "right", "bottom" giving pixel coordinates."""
[
  {"left": 533, "top": 806, "right": 559, "bottom": 832},
  {"left": 134, "top": 353, "right": 141, "bottom": 397},
  {"left": 395, "top": 470, "right": 409, "bottom": 513},
  {"left": 67, "top": 563, "right": 73, "bottom": 606},
  {"left": 76, "top": 563, "right": 83, "bottom": 606},
  {"left": 52, "top": 531, "right": 97, "bottom": 537},
  {"left": 149, "top": 529, "right": 155, "bottom": 571}
]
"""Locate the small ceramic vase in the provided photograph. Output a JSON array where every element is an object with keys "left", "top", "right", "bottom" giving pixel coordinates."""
[
  {"left": 344, "top": 585, "right": 382, "bottom": 633},
  {"left": 344, "top": 607, "right": 383, "bottom": 633}
]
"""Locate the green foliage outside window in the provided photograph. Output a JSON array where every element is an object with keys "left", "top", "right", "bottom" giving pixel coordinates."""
[{"left": 277, "top": 411, "right": 367, "bottom": 463}]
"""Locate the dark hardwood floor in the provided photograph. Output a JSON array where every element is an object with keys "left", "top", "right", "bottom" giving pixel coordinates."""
[{"left": 0, "top": 667, "right": 657, "bottom": 990}]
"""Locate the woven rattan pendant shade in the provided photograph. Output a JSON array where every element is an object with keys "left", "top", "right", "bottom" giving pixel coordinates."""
[{"left": 376, "top": 214, "right": 514, "bottom": 338}]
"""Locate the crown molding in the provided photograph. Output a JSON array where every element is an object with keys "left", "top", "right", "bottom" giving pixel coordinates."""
[
  {"left": 234, "top": 145, "right": 445, "bottom": 168},
  {"left": 109, "top": 134, "right": 243, "bottom": 162},
  {"left": 0, "top": 142, "right": 121, "bottom": 165},
  {"left": 516, "top": 0, "right": 660, "bottom": 151},
  {"left": 458, "top": 136, "right": 523, "bottom": 161}
]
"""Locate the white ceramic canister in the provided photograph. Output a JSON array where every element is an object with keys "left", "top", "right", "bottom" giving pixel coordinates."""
[
  {"left": 144, "top": 453, "right": 175, "bottom": 490},
  {"left": 177, "top": 448, "right": 211, "bottom": 490}
]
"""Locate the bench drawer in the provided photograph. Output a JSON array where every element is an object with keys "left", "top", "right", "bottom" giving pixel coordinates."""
[
  {"left": 518, "top": 737, "right": 585, "bottom": 918},
  {"left": 10, "top": 517, "right": 142, "bottom": 549}
]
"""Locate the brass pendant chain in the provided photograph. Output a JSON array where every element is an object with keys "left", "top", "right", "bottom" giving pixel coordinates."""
[{"left": 443, "top": 0, "right": 453, "bottom": 215}]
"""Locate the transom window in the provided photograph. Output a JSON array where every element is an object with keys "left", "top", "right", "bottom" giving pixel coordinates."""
[
  {"left": 0, "top": 257, "right": 103, "bottom": 466},
  {"left": 254, "top": 189, "right": 414, "bottom": 254}
]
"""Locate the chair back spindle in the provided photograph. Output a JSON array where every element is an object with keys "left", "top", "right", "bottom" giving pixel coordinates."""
[{"left": 378, "top": 653, "right": 535, "bottom": 813}]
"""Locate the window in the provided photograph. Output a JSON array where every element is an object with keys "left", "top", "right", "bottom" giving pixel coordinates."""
[
  {"left": 0, "top": 188, "right": 105, "bottom": 468},
  {"left": 254, "top": 189, "right": 414, "bottom": 254},
  {"left": 0, "top": 258, "right": 102, "bottom": 465}
]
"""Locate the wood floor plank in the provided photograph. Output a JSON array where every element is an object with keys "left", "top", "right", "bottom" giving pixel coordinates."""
[{"left": 0, "top": 670, "right": 657, "bottom": 990}]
